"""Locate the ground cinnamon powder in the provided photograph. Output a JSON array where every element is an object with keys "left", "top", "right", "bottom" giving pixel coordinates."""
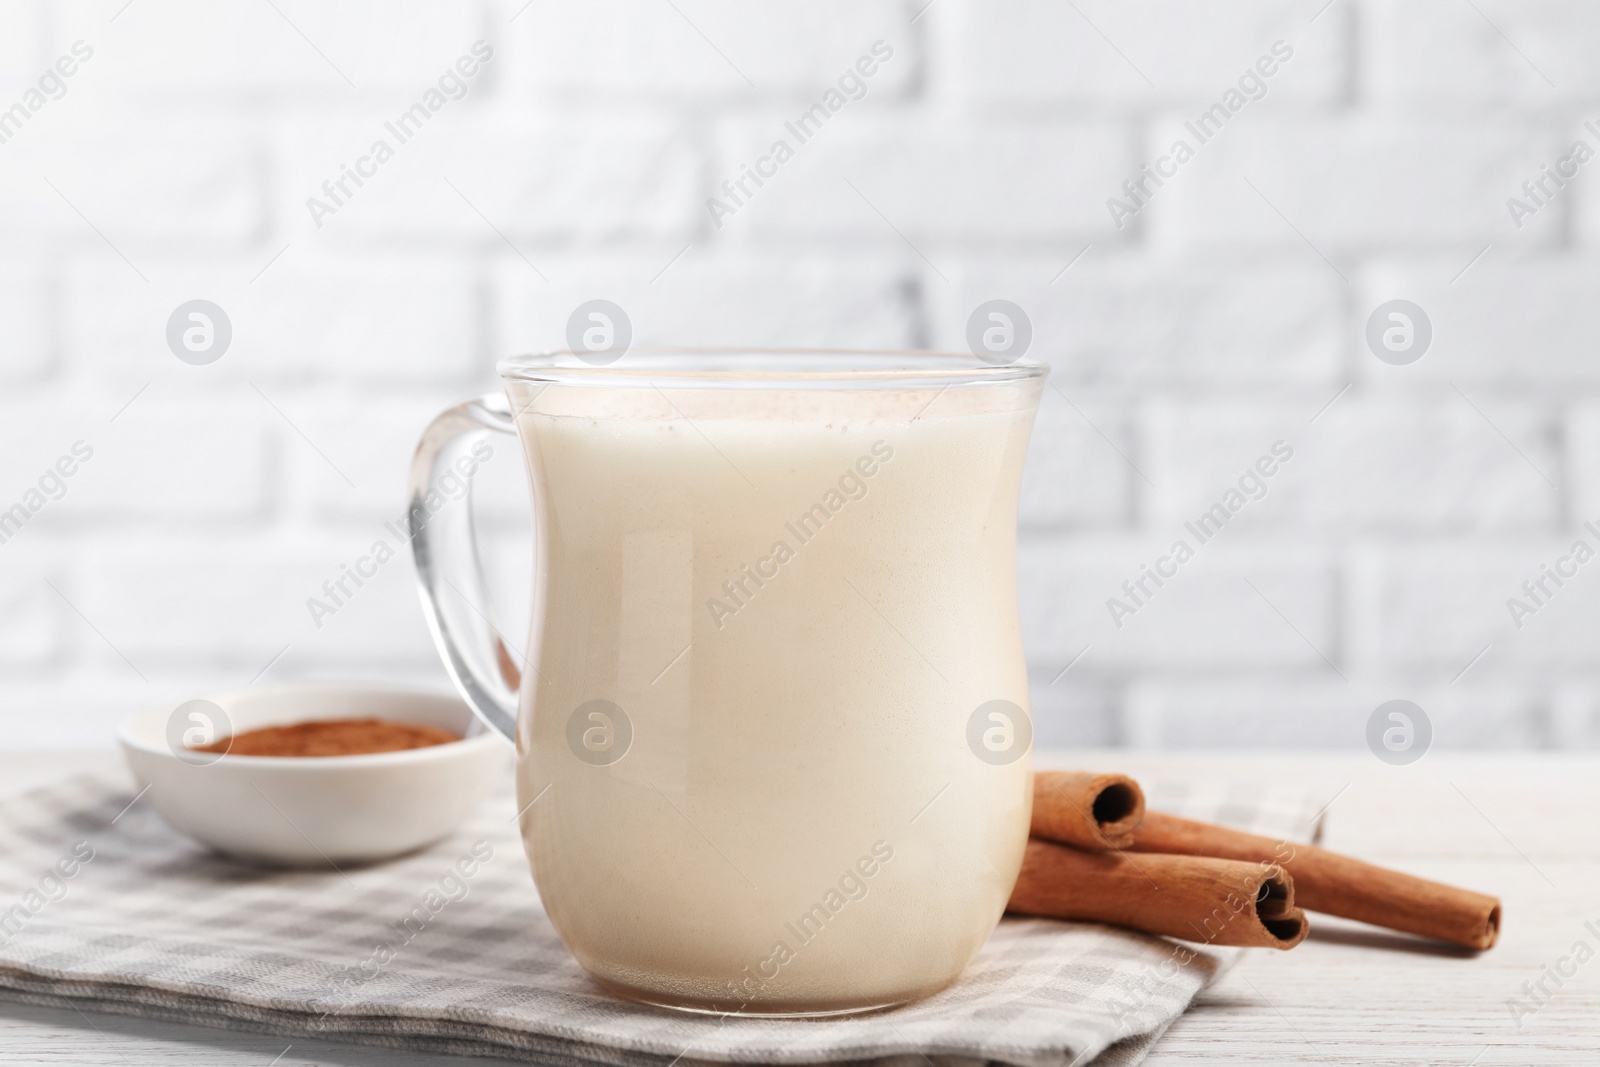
[{"left": 191, "top": 718, "right": 460, "bottom": 757}]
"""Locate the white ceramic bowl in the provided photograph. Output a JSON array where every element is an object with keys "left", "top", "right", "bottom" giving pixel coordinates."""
[{"left": 119, "top": 684, "right": 507, "bottom": 866}]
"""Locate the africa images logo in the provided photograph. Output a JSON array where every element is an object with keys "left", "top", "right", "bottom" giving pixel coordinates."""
[
  {"left": 706, "top": 41, "right": 894, "bottom": 228},
  {"left": 304, "top": 41, "right": 494, "bottom": 228}
]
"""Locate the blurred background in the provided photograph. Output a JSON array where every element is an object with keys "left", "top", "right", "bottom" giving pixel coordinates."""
[{"left": 2, "top": 0, "right": 1596, "bottom": 751}]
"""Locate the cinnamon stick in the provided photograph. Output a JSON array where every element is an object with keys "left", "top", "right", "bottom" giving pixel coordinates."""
[
  {"left": 1009, "top": 838, "right": 1309, "bottom": 949},
  {"left": 1127, "top": 811, "right": 1501, "bottom": 951},
  {"left": 1032, "top": 771, "right": 1146, "bottom": 850}
]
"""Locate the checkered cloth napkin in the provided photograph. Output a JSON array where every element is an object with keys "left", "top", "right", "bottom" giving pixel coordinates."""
[{"left": 0, "top": 769, "right": 1323, "bottom": 1067}]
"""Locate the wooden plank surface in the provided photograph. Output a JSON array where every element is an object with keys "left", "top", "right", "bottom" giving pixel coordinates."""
[
  {"left": 0, "top": 750, "right": 1593, "bottom": 1065},
  {"left": 1087, "top": 752, "right": 1600, "bottom": 1065}
]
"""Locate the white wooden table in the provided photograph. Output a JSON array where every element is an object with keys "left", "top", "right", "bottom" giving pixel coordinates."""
[{"left": 2, "top": 750, "right": 1594, "bottom": 1065}]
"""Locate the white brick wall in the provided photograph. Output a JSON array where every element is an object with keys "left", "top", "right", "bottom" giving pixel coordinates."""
[
  {"left": 510, "top": 0, "right": 914, "bottom": 98},
  {"left": 938, "top": 0, "right": 1351, "bottom": 106},
  {"left": 0, "top": 263, "right": 52, "bottom": 381},
  {"left": 1, "top": 0, "right": 1595, "bottom": 751},
  {"left": 2, "top": 115, "right": 265, "bottom": 245}
]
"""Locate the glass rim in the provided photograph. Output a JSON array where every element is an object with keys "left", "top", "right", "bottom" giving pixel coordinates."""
[{"left": 496, "top": 348, "right": 1048, "bottom": 389}]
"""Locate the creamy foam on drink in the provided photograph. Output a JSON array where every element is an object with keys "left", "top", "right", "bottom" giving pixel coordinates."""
[{"left": 509, "top": 380, "right": 1039, "bottom": 1013}]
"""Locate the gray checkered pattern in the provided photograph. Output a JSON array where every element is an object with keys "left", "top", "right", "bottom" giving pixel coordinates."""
[{"left": 0, "top": 771, "right": 1322, "bottom": 1067}]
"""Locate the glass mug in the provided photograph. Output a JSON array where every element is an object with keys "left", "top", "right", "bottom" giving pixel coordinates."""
[{"left": 410, "top": 349, "right": 1046, "bottom": 1016}]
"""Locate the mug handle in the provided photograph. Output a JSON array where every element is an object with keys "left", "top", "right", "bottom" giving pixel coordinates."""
[{"left": 408, "top": 391, "right": 523, "bottom": 741}]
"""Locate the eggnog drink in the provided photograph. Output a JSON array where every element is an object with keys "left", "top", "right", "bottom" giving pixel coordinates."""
[{"left": 508, "top": 372, "right": 1041, "bottom": 1015}]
